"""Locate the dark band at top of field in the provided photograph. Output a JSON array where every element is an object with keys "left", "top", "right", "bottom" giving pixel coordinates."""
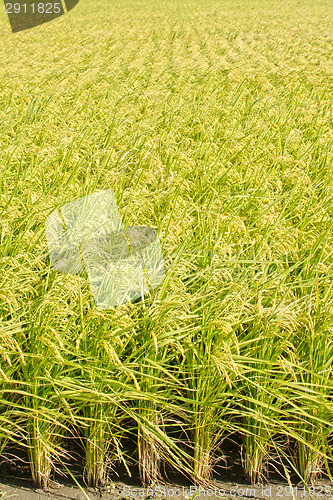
[{"left": 5, "top": 0, "right": 80, "bottom": 33}]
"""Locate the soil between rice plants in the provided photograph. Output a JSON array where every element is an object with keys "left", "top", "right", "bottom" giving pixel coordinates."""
[
  {"left": 0, "top": 476, "right": 333, "bottom": 500},
  {"left": 0, "top": 442, "right": 332, "bottom": 500}
]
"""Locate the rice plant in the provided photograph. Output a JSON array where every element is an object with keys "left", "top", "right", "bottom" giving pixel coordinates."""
[{"left": 0, "top": 0, "right": 332, "bottom": 491}]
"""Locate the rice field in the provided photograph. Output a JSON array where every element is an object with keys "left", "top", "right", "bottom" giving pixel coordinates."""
[{"left": 0, "top": 0, "right": 333, "bottom": 493}]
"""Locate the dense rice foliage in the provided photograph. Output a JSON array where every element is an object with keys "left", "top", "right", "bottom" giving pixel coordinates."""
[{"left": 0, "top": 0, "right": 333, "bottom": 490}]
